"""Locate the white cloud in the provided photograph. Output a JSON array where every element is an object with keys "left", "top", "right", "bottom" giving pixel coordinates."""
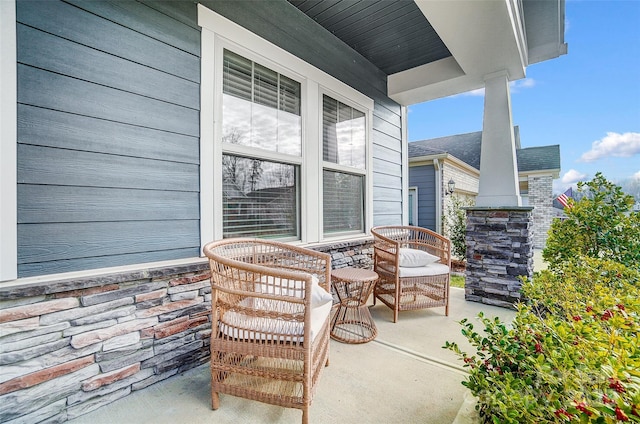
[
  {"left": 510, "top": 78, "right": 536, "bottom": 93},
  {"left": 578, "top": 132, "right": 640, "bottom": 162},
  {"left": 634, "top": 171, "right": 640, "bottom": 180},
  {"left": 561, "top": 169, "right": 588, "bottom": 185}
]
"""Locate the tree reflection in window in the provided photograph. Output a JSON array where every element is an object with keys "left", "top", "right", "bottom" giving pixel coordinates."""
[{"left": 223, "top": 154, "right": 299, "bottom": 239}]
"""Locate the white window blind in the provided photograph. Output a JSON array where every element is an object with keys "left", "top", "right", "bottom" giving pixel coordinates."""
[
  {"left": 222, "top": 50, "right": 302, "bottom": 155},
  {"left": 323, "top": 171, "right": 364, "bottom": 234}
]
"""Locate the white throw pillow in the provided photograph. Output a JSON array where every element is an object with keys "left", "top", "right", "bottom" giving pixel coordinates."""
[{"left": 398, "top": 248, "right": 440, "bottom": 267}]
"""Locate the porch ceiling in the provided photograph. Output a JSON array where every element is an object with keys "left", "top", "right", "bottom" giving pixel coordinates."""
[
  {"left": 288, "top": 0, "right": 567, "bottom": 106},
  {"left": 287, "top": 0, "right": 451, "bottom": 75}
]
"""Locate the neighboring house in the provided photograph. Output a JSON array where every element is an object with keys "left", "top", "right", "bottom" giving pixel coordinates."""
[
  {"left": 409, "top": 128, "right": 561, "bottom": 249},
  {"left": 0, "top": 1, "right": 566, "bottom": 421}
]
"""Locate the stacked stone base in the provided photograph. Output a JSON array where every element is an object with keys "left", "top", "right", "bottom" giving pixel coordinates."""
[
  {"left": 464, "top": 207, "right": 534, "bottom": 308},
  {"left": 0, "top": 238, "right": 373, "bottom": 423}
]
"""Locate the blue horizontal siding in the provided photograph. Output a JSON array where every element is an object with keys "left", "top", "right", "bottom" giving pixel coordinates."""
[{"left": 15, "top": 0, "right": 404, "bottom": 277}]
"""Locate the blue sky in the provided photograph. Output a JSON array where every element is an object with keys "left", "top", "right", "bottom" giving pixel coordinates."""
[{"left": 407, "top": 1, "right": 640, "bottom": 194}]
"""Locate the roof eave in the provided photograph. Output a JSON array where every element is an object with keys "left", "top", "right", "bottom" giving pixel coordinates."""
[{"left": 388, "top": 0, "right": 566, "bottom": 106}]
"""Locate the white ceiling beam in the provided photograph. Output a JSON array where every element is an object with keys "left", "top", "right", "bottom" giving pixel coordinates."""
[{"left": 388, "top": 0, "right": 528, "bottom": 105}]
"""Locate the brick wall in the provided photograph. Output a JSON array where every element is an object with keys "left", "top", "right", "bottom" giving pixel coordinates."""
[
  {"left": 0, "top": 239, "right": 373, "bottom": 423},
  {"left": 527, "top": 175, "right": 554, "bottom": 249}
]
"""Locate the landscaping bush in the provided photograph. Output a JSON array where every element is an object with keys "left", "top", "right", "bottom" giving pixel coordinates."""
[
  {"left": 445, "top": 195, "right": 473, "bottom": 261},
  {"left": 445, "top": 174, "right": 640, "bottom": 422},
  {"left": 543, "top": 172, "right": 640, "bottom": 271},
  {"left": 445, "top": 258, "right": 640, "bottom": 423}
]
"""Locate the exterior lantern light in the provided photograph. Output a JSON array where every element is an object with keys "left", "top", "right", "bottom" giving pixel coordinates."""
[{"left": 446, "top": 178, "right": 455, "bottom": 195}]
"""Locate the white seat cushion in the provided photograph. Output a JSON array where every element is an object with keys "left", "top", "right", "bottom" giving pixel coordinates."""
[
  {"left": 221, "top": 274, "right": 333, "bottom": 342},
  {"left": 219, "top": 297, "right": 332, "bottom": 342},
  {"left": 397, "top": 263, "right": 450, "bottom": 278},
  {"left": 398, "top": 248, "right": 440, "bottom": 267}
]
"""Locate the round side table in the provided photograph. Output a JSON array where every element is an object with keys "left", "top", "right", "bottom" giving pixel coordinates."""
[{"left": 330, "top": 267, "right": 379, "bottom": 344}]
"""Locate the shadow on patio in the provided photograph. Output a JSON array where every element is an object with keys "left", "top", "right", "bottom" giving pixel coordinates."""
[{"left": 67, "top": 286, "right": 517, "bottom": 424}]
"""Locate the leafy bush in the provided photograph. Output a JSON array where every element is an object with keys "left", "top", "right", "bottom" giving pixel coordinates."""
[
  {"left": 543, "top": 173, "right": 640, "bottom": 271},
  {"left": 445, "top": 174, "right": 640, "bottom": 422},
  {"left": 445, "top": 195, "right": 473, "bottom": 261},
  {"left": 445, "top": 259, "right": 640, "bottom": 423}
]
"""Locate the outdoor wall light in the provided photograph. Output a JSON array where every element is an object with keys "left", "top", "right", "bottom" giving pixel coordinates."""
[{"left": 446, "top": 178, "right": 455, "bottom": 195}]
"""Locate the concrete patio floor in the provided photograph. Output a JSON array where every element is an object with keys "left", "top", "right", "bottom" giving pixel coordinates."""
[
  {"left": 67, "top": 287, "right": 517, "bottom": 424},
  {"left": 68, "top": 251, "right": 546, "bottom": 424}
]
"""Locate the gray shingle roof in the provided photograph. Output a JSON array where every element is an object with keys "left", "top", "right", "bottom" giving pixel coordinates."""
[
  {"left": 409, "top": 131, "right": 482, "bottom": 169},
  {"left": 409, "top": 129, "right": 560, "bottom": 172},
  {"left": 516, "top": 145, "right": 561, "bottom": 172}
]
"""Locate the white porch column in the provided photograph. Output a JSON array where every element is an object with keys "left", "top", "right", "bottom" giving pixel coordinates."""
[{"left": 476, "top": 72, "right": 521, "bottom": 207}]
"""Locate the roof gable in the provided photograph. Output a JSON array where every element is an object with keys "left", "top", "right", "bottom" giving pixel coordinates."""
[{"left": 410, "top": 130, "right": 482, "bottom": 169}]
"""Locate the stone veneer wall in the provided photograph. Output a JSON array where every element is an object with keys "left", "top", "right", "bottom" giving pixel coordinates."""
[
  {"left": 465, "top": 207, "right": 534, "bottom": 308},
  {"left": 0, "top": 239, "right": 373, "bottom": 423}
]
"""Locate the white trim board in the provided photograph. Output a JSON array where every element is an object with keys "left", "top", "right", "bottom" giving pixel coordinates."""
[{"left": 0, "top": 0, "right": 17, "bottom": 282}]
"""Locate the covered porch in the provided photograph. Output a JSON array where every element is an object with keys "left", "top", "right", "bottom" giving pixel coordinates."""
[{"left": 67, "top": 285, "right": 520, "bottom": 424}]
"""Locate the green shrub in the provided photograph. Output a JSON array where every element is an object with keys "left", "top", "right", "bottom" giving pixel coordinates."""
[
  {"left": 445, "top": 258, "right": 640, "bottom": 423},
  {"left": 543, "top": 173, "right": 640, "bottom": 271},
  {"left": 445, "top": 195, "right": 473, "bottom": 261}
]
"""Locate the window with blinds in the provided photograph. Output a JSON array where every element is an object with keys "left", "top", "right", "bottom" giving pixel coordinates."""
[
  {"left": 221, "top": 50, "right": 301, "bottom": 239},
  {"left": 222, "top": 50, "right": 301, "bottom": 155},
  {"left": 323, "top": 171, "right": 364, "bottom": 234},
  {"left": 222, "top": 155, "right": 299, "bottom": 239},
  {"left": 322, "top": 95, "right": 365, "bottom": 169},
  {"left": 322, "top": 94, "right": 366, "bottom": 235}
]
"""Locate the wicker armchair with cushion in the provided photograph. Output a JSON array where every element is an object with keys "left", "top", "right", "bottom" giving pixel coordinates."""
[
  {"left": 371, "top": 226, "right": 451, "bottom": 322},
  {"left": 203, "top": 239, "right": 333, "bottom": 424}
]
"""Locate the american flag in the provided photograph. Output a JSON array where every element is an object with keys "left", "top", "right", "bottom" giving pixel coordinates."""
[{"left": 556, "top": 187, "right": 573, "bottom": 208}]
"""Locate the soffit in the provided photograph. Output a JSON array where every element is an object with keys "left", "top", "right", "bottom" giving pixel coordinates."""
[
  {"left": 288, "top": 0, "right": 566, "bottom": 106},
  {"left": 286, "top": 0, "right": 451, "bottom": 75}
]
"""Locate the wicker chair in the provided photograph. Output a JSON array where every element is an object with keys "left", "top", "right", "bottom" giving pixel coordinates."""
[
  {"left": 371, "top": 226, "right": 451, "bottom": 322},
  {"left": 202, "top": 239, "right": 332, "bottom": 424}
]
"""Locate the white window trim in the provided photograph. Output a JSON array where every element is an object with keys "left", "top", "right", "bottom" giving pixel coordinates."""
[
  {"left": 0, "top": 0, "right": 17, "bottom": 282},
  {"left": 198, "top": 4, "right": 374, "bottom": 251}
]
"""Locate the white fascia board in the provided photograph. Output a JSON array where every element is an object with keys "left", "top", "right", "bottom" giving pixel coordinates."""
[
  {"left": 520, "top": 169, "right": 561, "bottom": 179},
  {"left": 528, "top": 41, "right": 568, "bottom": 65},
  {"left": 446, "top": 156, "right": 480, "bottom": 176},
  {"left": 408, "top": 153, "right": 447, "bottom": 167},
  {"left": 390, "top": 0, "right": 527, "bottom": 105}
]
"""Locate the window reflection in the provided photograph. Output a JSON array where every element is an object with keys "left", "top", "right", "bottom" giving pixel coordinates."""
[
  {"left": 223, "top": 155, "right": 299, "bottom": 239},
  {"left": 323, "top": 95, "right": 365, "bottom": 169},
  {"left": 222, "top": 50, "right": 301, "bottom": 156}
]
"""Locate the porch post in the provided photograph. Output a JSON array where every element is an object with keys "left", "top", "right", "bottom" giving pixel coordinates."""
[
  {"left": 464, "top": 71, "right": 533, "bottom": 308},
  {"left": 476, "top": 71, "right": 521, "bottom": 207}
]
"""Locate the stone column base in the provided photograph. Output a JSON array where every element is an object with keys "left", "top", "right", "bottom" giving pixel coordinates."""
[{"left": 464, "top": 207, "right": 534, "bottom": 308}]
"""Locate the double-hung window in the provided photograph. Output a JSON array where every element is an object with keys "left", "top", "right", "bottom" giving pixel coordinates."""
[
  {"left": 199, "top": 5, "right": 373, "bottom": 247},
  {"left": 322, "top": 95, "right": 366, "bottom": 235},
  {"left": 221, "top": 50, "right": 301, "bottom": 239}
]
